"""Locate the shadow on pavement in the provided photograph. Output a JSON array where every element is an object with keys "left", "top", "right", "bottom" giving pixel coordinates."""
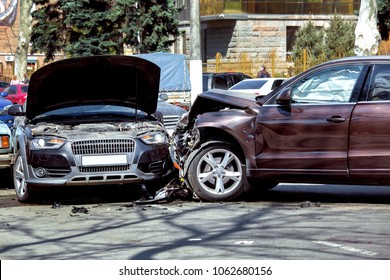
[{"left": 245, "top": 183, "right": 390, "bottom": 204}]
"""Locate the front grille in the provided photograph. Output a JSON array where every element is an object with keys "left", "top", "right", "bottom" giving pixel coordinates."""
[
  {"left": 79, "top": 165, "right": 130, "bottom": 173},
  {"left": 163, "top": 115, "right": 180, "bottom": 130},
  {"left": 71, "top": 139, "right": 135, "bottom": 155}
]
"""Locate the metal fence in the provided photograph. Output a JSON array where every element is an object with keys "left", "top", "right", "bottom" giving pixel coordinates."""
[
  {"left": 203, "top": 49, "right": 334, "bottom": 78},
  {"left": 203, "top": 42, "right": 390, "bottom": 78}
]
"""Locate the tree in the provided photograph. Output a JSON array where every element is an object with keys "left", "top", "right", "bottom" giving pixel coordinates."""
[
  {"left": 14, "top": 0, "right": 34, "bottom": 80},
  {"left": 324, "top": 14, "right": 356, "bottom": 59},
  {"left": 291, "top": 21, "right": 325, "bottom": 72},
  {"left": 377, "top": 0, "right": 390, "bottom": 40},
  {"left": 30, "top": 0, "right": 181, "bottom": 62}
]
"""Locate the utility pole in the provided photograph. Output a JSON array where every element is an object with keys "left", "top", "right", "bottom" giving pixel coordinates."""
[{"left": 190, "top": 0, "right": 202, "bottom": 105}]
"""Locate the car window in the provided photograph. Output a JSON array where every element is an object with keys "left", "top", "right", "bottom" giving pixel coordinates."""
[
  {"left": 3, "top": 86, "right": 17, "bottom": 95},
  {"left": 34, "top": 105, "right": 148, "bottom": 121},
  {"left": 368, "top": 65, "right": 390, "bottom": 101},
  {"left": 202, "top": 75, "right": 210, "bottom": 91},
  {"left": 213, "top": 75, "right": 229, "bottom": 89},
  {"left": 231, "top": 75, "right": 241, "bottom": 85},
  {"left": 291, "top": 66, "right": 363, "bottom": 103},
  {"left": 21, "top": 86, "right": 29, "bottom": 93},
  {"left": 271, "top": 79, "right": 285, "bottom": 90},
  {"left": 230, "top": 80, "right": 267, "bottom": 90}
]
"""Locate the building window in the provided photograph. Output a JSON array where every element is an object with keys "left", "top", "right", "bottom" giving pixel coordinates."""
[{"left": 200, "top": 0, "right": 360, "bottom": 16}]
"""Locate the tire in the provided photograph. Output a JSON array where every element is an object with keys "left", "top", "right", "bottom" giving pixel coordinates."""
[
  {"left": 187, "top": 144, "right": 245, "bottom": 201},
  {"left": 13, "top": 152, "right": 31, "bottom": 202}
]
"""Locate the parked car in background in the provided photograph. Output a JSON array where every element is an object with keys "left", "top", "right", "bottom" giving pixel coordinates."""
[
  {"left": 203, "top": 72, "right": 252, "bottom": 92},
  {"left": 173, "top": 56, "right": 390, "bottom": 202},
  {"left": 1, "top": 84, "right": 28, "bottom": 104},
  {"left": 0, "top": 94, "right": 14, "bottom": 127},
  {"left": 8, "top": 55, "right": 173, "bottom": 202},
  {"left": 0, "top": 120, "right": 11, "bottom": 169},
  {"left": 0, "top": 81, "right": 10, "bottom": 92},
  {"left": 157, "top": 93, "right": 187, "bottom": 136},
  {"left": 228, "top": 77, "right": 286, "bottom": 96}
]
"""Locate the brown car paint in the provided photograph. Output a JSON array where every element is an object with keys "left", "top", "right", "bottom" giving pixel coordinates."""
[{"left": 173, "top": 56, "right": 390, "bottom": 201}]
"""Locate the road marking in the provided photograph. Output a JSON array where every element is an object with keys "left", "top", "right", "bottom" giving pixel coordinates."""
[{"left": 314, "top": 241, "right": 378, "bottom": 256}]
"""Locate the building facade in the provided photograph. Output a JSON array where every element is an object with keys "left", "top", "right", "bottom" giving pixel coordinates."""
[
  {"left": 176, "top": 0, "right": 360, "bottom": 76},
  {"left": 0, "top": 0, "right": 66, "bottom": 82},
  {"left": 0, "top": 0, "right": 361, "bottom": 80}
]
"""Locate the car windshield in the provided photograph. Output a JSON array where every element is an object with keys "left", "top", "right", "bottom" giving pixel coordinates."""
[
  {"left": 33, "top": 105, "right": 148, "bottom": 122},
  {"left": 230, "top": 80, "right": 267, "bottom": 90}
]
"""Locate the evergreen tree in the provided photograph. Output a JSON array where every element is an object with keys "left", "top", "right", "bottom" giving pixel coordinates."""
[
  {"left": 324, "top": 14, "right": 356, "bottom": 59},
  {"left": 291, "top": 21, "right": 325, "bottom": 72},
  {"left": 30, "top": 0, "right": 181, "bottom": 62}
]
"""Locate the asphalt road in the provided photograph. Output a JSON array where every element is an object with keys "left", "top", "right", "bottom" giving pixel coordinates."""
[{"left": 1, "top": 167, "right": 390, "bottom": 260}]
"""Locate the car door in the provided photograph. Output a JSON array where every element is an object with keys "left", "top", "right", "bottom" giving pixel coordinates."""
[
  {"left": 255, "top": 64, "right": 365, "bottom": 180},
  {"left": 349, "top": 63, "right": 390, "bottom": 182}
]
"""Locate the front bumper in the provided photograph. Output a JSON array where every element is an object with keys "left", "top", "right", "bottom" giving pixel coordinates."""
[
  {"left": 0, "top": 152, "right": 11, "bottom": 169},
  {"left": 23, "top": 139, "right": 173, "bottom": 187}
]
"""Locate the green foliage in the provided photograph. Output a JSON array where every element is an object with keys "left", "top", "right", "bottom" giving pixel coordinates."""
[
  {"left": 291, "top": 14, "right": 357, "bottom": 73},
  {"left": 324, "top": 14, "right": 356, "bottom": 59},
  {"left": 31, "top": 0, "right": 181, "bottom": 62},
  {"left": 291, "top": 20, "right": 325, "bottom": 69}
]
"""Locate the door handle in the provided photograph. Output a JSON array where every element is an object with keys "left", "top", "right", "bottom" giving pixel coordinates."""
[{"left": 326, "top": 116, "right": 346, "bottom": 123}]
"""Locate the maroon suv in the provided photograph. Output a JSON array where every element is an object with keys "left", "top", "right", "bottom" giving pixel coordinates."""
[{"left": 173, "top": 56, "right": 390, "bottom": 201}]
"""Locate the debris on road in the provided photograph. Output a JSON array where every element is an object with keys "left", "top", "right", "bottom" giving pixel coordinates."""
[
  {"left": 300, "top": 201, "right": 321, "bottom": 208},
  {"left": 135, "top": 179, "right": 194, "bottom": 205},
  {"left": 234, "top": 240, "right": 255, "bottom": 245},
  {"left": 51, "top": 202, "right": 61, "bottom": 209},
  {"left": 71, "top": 206, "right": 89, "bottom": 214}
]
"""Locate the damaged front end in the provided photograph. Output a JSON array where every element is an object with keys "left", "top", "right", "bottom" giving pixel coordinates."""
[
  {"left": 144, "top": 89, "right": 261, "bottom": 203},
  {"left": 171, "top": 89, "right": 260, "bottom": 189}
]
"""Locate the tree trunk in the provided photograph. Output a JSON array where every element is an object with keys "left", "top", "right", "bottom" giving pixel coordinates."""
[
  {"left": 14, "top": 0, "right": 33, "bottom": 80},
  {"left": 355, "top": 0, "right": 381, "bottom": 56}
]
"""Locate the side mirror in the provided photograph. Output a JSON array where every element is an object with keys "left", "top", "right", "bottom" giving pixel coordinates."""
[
  {"left": 276, "top": 88, "right": 292, "bottom": 106},
  {"left": 154, "top": 110, "right": 164, "bottom": 123},
  {"left": 159, "top": 93, "right": 169, "bottom": 102},
  {"left": 7, "top": 104, "right": 25, "bottom": 116}
]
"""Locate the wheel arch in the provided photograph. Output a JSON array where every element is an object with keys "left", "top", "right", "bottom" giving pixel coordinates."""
[
  {"left": 11, "top": 133, "right": 28, "bottom": 165},
  {"left": 181, "top": 127, "right": 252, "bottom": 193}
]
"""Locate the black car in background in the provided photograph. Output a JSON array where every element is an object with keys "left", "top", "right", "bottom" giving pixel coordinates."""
[
  {"left": 8, "top": 55, "right": 173, "bottom": 202},
  {"left": 202, "top": 72, "right": 252, "bottom": 92}
]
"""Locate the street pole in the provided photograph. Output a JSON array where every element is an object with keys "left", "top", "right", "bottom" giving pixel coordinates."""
[{"left": 190, "top": 0, "right": 202, "bottom": 106}]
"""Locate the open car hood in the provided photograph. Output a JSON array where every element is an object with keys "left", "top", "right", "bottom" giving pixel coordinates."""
[{"left": 26, "top": 55, "right": 160, "bottom": 120}]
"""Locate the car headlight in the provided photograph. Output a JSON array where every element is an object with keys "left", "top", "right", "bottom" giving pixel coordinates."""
[
  {"left": 31, "top": 137, "right": 66, "bottom": 149},
  {"left": 139, "top": 132, "right": 168, "bottom": 144}
]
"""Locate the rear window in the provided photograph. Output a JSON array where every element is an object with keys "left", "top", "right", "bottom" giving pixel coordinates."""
[
  {"left": 271, "top": 79, "right": 285, "bottom": 90},
  {"left": 230, "top": 80, "right": 267, "bottom": 90}
]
